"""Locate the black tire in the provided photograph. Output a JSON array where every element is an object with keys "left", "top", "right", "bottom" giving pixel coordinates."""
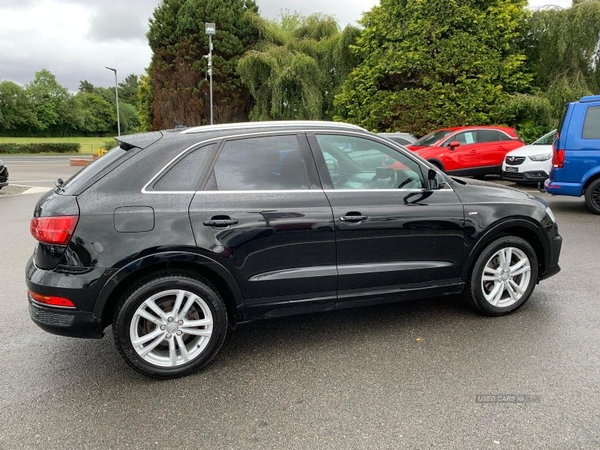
[
  {"left": 113, "top": 272, "right": 228, "bottom": 379},
  {"left": 584, "top": 178, "right": 600, "bottom": 215},
  {"left": 463, "top": 236, "right": 538, "bottom": 316}
]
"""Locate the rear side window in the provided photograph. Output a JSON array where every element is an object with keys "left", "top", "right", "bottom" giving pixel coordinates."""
[
  {"left": 152, "top": 143, "right": 216, "bottom": 191},
  {"left": 583, "top": 106, "right": 600, "bottom": 139},
  {"left": 211, "top": 135, "right": 310, "bottom": 191},
  {"left": 477, "top": 130, "right": 504, "bottom": 143},
  {"left": 60, "top": 146, "right": 127, "bottom": 194}
]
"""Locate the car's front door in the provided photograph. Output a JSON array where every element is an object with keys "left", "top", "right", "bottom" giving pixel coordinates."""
[
  {"left": 309, "top": 132, "right": 466, "bottom": 307},
  {"left": 188, "top": 133, "right": 337, "bottom": 319},
  {"left": 441, "top": 130, "right": 480, "bottom": 172}
]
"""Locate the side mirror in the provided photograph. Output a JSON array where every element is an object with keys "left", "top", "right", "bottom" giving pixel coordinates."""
[
  {"left": 448, "top": 141, "right": 461, "bottom": 150},
  {"left": 427, "top": 168, "right": 440, "bottom": 190}
]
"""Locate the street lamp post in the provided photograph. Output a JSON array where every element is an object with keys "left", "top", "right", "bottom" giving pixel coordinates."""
[
  {"left": 105, "top": 66, "right": 121, "bottom": 136},
  {"left": 205, "top": 22, "right": 216, "bottom": 125}
]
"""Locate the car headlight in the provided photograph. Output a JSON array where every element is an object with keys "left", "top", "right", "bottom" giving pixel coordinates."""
[
  {"left": 529, "top": 153, "right": 552, "bottom": 161},
  {"left": 545, "top": 206, "right": 556, "bottom": 223}
]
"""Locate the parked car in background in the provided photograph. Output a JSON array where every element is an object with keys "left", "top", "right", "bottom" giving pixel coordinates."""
[
  {"left": 26, "top": 121, "right": 561, "bottom": 378},
  {"left": 407, "top": 126, "right": 524, "bottom": 177},
  {"left": 502, "top": 130, "right": 556, "bottom": 185},
  {"left": 0, "top": 160, "right": 8, "bottom": 190},
  {"left": 378, "top": 132, "right": 417, "bottom": 146},
  {"left": 546, "top": 95, "right": 600, "bottom": 214}
]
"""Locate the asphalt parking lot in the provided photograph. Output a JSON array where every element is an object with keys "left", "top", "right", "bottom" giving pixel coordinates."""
[{"left": 1, "top": 159, "right": 599, "bottom": 449}]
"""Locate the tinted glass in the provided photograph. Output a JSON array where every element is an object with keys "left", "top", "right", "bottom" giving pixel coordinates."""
[
  {"left": 213, "top": 135, "right": 309, "bottom": 191},
  {"left": 477, "top": 130, "right": 503, "bottom": 143},
  {"left": 316, "top": 134, "right": 424, "bottom": 190},
  {"left": 153, "top": 144, "right": 216, "bottom": 191},
  {"left": 583, "top": 106, "right": 600, "bottom": 139},
  {"left": 389, "top": 137, "right": 411, "bottom": 145},
  {"left": 447, "top": 131, "right": 477, "bottom": 145},
  {"left": 413, "top": 130, "right": 453, "bottom": 146},
  {"left": 60, "top": 146, "right": 127, "bottom": 194}
]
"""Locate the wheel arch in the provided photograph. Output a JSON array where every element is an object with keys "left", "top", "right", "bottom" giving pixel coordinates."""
[
  {"left": 94, "top": 252, "right": 244, "bottom": 330},
  {"left": 582, "top": 170, "right": 600, "bottom": 193},
  {"left": 462, "top": 219, "right": 547, "bottom": 283}
]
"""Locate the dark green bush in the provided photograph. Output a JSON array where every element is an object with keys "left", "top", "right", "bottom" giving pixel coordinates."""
[
  {"left": 0, "top": 143, "right": 81, "bottom": 154},
  {"left": 101, "top": 139, "right": 118, "bottom": 151}
]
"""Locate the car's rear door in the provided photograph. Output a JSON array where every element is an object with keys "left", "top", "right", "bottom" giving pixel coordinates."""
[
  {"left": 188, "top": 132, "right": 337, "bottom": 320},
  {"left": 309, "top": 132, "right": 466, "bottom": 308},
  {"left": 477, "top": 129, "right": 515, "bottom": 169}
]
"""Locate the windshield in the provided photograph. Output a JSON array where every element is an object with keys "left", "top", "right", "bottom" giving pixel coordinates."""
[
  {"left": 413, "top": 130, "right": 453, "bottom": 147},
  {"left": 532, "top": 130, "right": 557, "bottom": 145}
]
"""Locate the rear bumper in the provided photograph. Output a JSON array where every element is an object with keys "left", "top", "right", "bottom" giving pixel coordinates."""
[
  {"left": 544, "top": 179, "right": 583, "bottom": 197},
  {"left": 26, "top": 257, "right": 112, "bottom": 339},
  {"left": 29, "top": 298, "right": 104, "bottom": 339}
]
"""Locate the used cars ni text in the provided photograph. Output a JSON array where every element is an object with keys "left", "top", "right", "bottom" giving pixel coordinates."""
[{"left": 26, "top": 121, "right": 562, "bottom": 378}]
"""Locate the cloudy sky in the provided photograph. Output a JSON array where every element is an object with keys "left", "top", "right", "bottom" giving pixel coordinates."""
[{"left": 0, "top": 0, "right": 572, "bottom": 92}]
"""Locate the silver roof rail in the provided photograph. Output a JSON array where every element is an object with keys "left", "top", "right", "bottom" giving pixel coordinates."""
[{"left": 181, "top": 120, "right": 364, "bottom": 134}]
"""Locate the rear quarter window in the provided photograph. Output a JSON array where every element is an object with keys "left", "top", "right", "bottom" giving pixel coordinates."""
[
  {"left": 151, "top": 143, "right": 217, "bottom": 191},
  {"left": 59, "top": 146, "right": 128, "bottom": 195},
  {"left": 582, "top": 106, "right": 600, "bottom": 139}
]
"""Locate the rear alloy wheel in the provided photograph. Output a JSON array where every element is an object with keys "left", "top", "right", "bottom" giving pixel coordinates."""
[
  {"left": 584, "top": 178, "right": 600, "bottom": 215},
  {"left": 114, "top": 273, "right": 227, "bottom": 378},
  {"left": 463, "top": 236, "right": 538, "bottom": 315}
]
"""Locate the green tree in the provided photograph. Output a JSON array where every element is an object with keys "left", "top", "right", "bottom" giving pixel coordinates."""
[
  {"left": 335, "top": 0, "right": 532, "bottom": 135},
  {"left": 146, "top": 0, "right": 261, "bottom": 129},
  {"left": 118, "top": 74, "right": 139, "bottom": 106},
  {"left": 237, "top": 13, "right": 360, "bottom": 121},
  {"left": 138, "top": 73, "right": 153, "bottom": 132},
  {"left": 72, "top": 92, "right": 114, "bottom": 134},
  {"left": 26, "top": 69, "right": 75, "bottom": 134},
  {"left": 0, "top": 81, "right": 39, "bottom": 134},
  {"left": 79, "top": 80, "right": 95, "bottom": 93},
  {"left": 522, "top": 1, "right": 600, "bottom": 117}
]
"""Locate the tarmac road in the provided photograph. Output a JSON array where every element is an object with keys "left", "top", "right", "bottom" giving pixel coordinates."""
[
  {"left": 0, "top": 178, "right": 599, "bottom": 449},
  {"left": 0, "top": 156, "right": 82, "bottom": 189}
]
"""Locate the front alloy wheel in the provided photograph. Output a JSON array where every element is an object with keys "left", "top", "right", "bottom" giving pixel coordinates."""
[
  {"left": 114, "top": 273, "right": 227, "bottom": 378},
  {"left": 481, "top": 247, "right": 531, "bottom": 308},
  {"left": 464, "top": 236, "right": 538, "bottom": 315}
]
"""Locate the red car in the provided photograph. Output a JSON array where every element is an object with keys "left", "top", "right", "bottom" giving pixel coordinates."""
[{"left": 407, "top": 126, "right": 524, "bottom": 176}]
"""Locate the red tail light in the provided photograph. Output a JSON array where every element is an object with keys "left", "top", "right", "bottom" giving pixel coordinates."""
[
  {"left": 30, "top": 215, "right": 79, "bottom": 245},
  {"left": 552, "top": 149, "right": 565, "bottom": 169},
  {"left": 29, "top": 290, "right": 75, "bottom": 308}
]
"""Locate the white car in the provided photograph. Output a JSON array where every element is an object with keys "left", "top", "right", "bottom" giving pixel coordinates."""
[{"left": 502, "top": 130, "right": 556, "bottom": 185}]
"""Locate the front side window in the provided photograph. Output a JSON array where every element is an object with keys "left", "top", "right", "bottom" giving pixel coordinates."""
[
  {"left": 316, "top": 134, "right": 425, "bottom": 190},
  {"left": 446, "top": 131, "right": 477, "bottom": 145},
  {"left": 583, "top": 106, "right": 600, "bottom": 139},
  {"left": 212, "top": 135, "right": 310, "bottom": 191},
  {"left": 413, "top": 130, "right": 453, "bottom": 147}
]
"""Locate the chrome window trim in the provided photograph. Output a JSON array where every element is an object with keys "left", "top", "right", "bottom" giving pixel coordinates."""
[{"left": 142, "top": 129, "right": 454, "bottom": 194}]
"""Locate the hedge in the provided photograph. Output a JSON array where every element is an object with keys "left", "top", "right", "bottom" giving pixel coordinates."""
[{"left": 0, "top": 143, "right": 81, "bottom": 154}]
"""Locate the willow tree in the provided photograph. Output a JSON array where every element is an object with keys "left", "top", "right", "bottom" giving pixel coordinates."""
[
  {"left": 523, "top": 0, "right": 600, "bottom": 117},
  {"left": 334, "top": 0, "right": 532, "bottom": 135},
  {"left": 237, "top": 13, "right": 360, "bottom": 121}
]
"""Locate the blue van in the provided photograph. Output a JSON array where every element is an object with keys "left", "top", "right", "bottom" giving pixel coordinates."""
[{"left": 545, "top": 95, "right": 600, "bottom": 214}]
